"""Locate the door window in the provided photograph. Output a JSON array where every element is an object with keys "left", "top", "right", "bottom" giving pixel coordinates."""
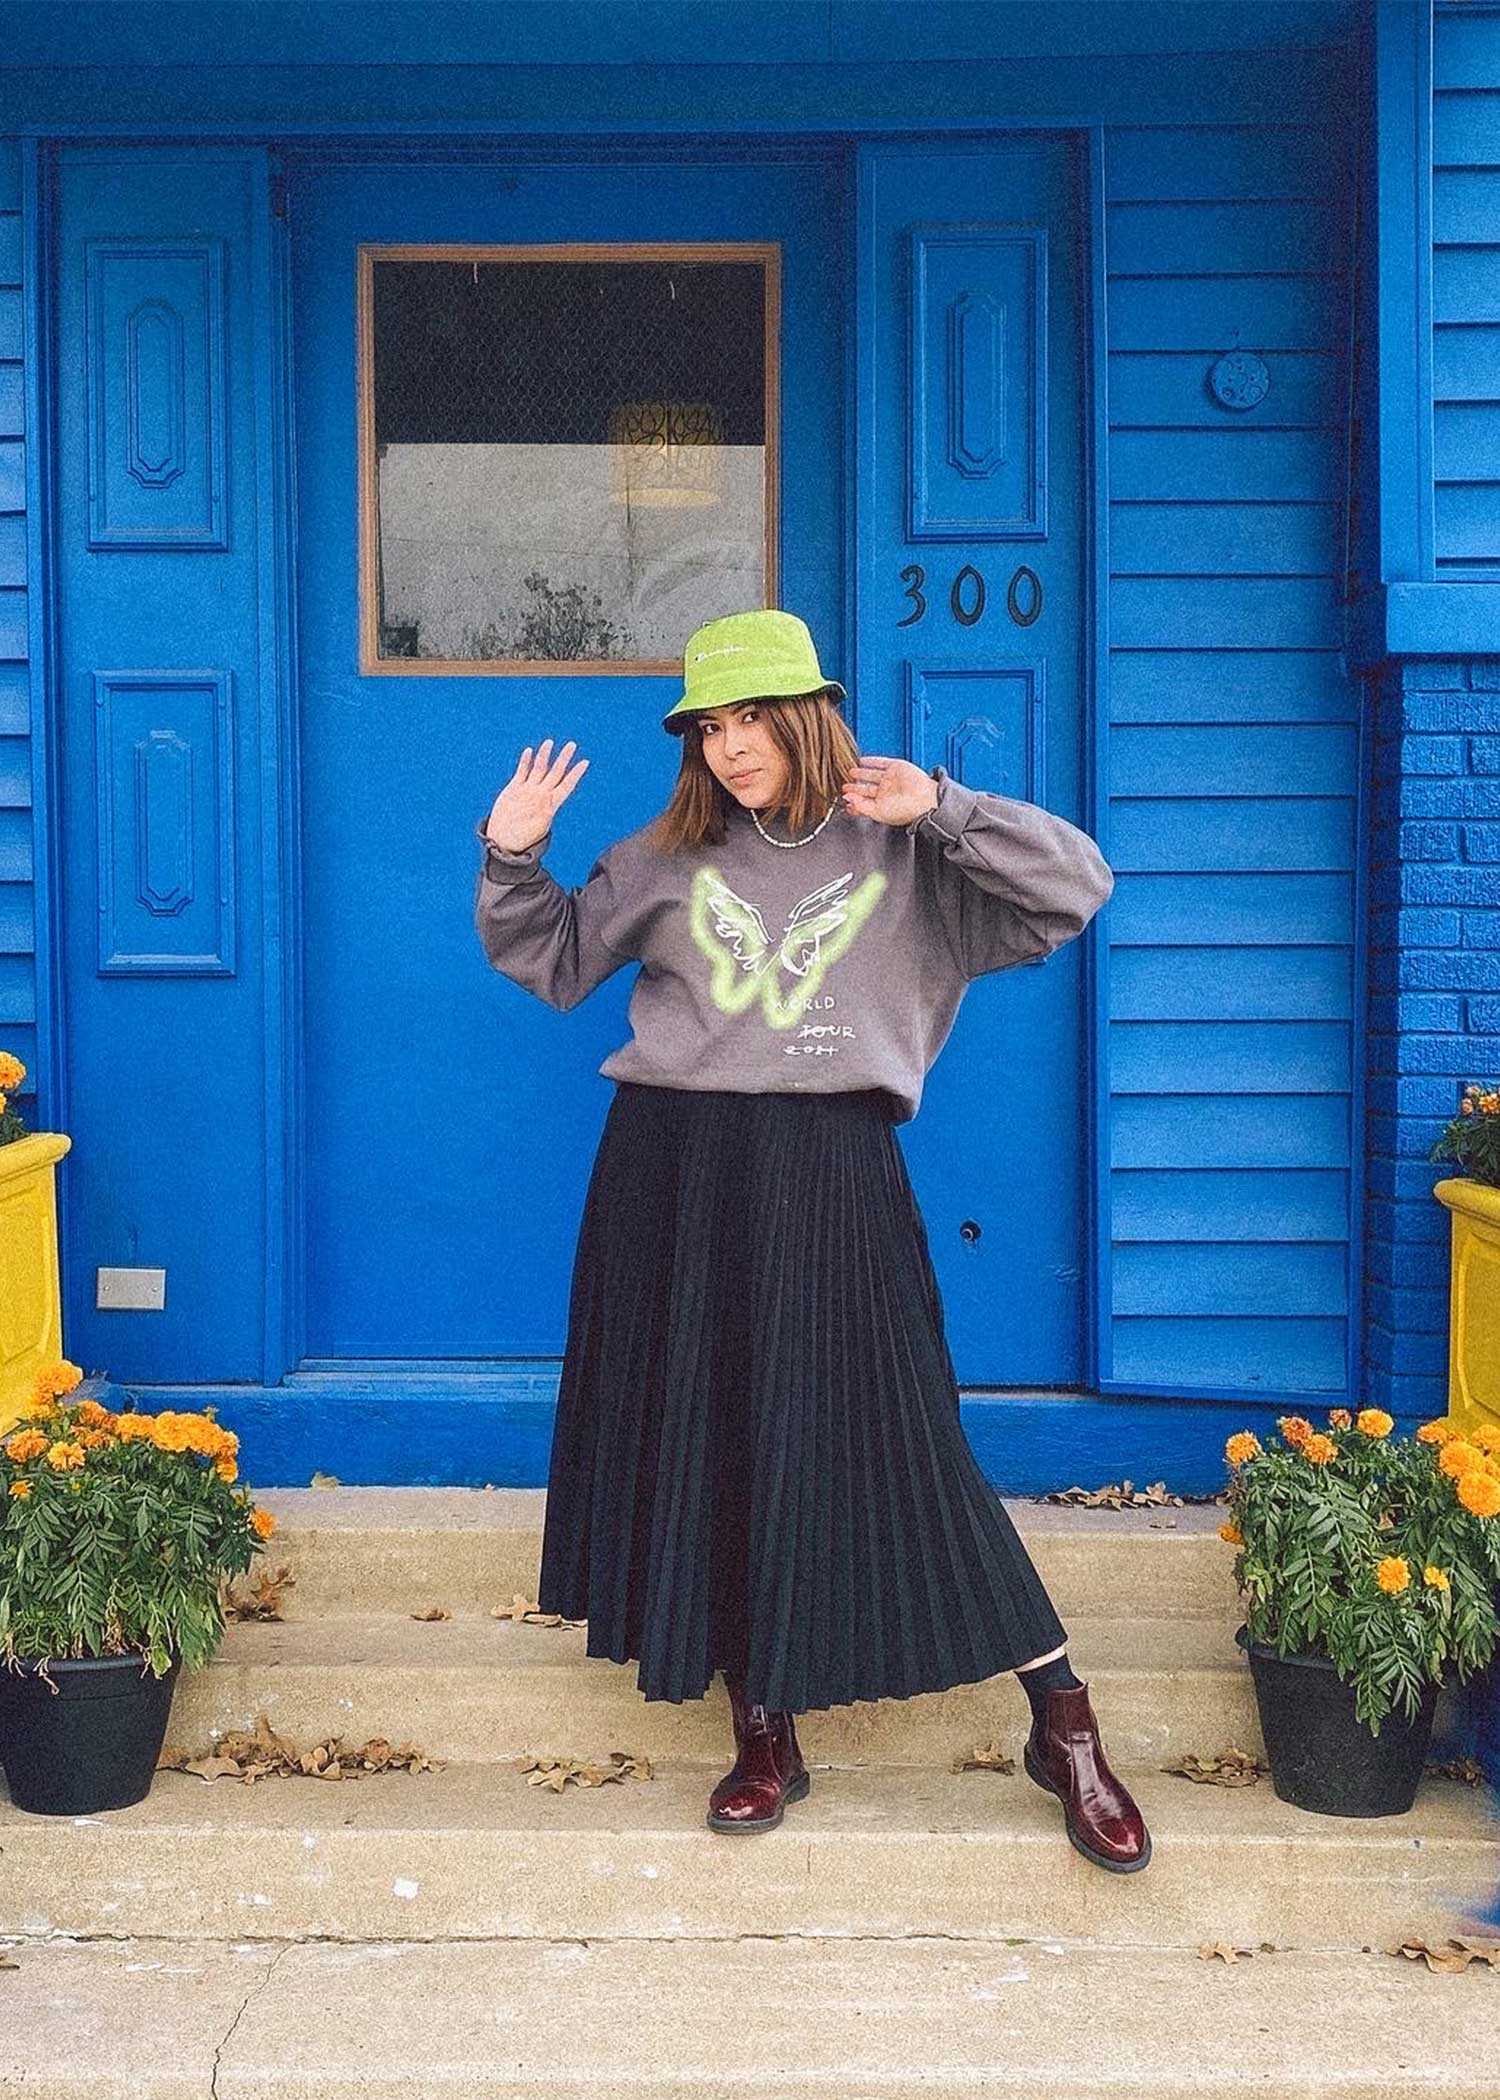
[{"left": 358, "top": 244, "right": 778, "bottom": 673}]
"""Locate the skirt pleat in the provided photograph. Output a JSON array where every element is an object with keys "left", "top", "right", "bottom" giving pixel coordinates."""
[{"left": 535, "top": 1079, "right": 1068, "bottom": 1713}]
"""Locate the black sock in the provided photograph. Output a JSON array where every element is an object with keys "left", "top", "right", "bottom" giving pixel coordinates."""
[{"left": 1015, "top": 1651, "right": 1082, "bottom": 1720}]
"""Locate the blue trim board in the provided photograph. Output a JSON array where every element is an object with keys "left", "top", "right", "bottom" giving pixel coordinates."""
[
  {"left": 0, "top": 50, "right": 1353, "bottom": 138},
  {"left": 1086, "top": 123, "right": 1112, "bottom": 1394},
  {"left": 0, "top": 3, "right": 1360, "bottom": 71},
  {"left": 1371, "top": 0, "right": 1434, "bottom": 589},
  {"left": 108, "top": 1382, "right": 1425, "bottom": 1495}
]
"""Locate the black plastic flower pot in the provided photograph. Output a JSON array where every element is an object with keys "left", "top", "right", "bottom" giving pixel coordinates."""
[
  {"left": 0, "top": 1652, "right": 181, "bottom": 1816},
  {"left": 1235, "top": 1625, "right": 1438, "bottom": 1818}
]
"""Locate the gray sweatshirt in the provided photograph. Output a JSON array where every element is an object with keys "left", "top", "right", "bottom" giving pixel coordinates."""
[{"left": 472, "top": 765, "right": 1114, "bottom": 1125}]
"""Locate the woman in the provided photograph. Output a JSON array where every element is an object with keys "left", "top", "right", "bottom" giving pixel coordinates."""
[{"left": 473, "top": 607, "right": 1150, "bottom": 1873}]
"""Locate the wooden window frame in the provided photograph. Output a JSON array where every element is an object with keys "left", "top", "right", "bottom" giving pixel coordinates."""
[{"left": 356, "top": 241, "right": 782, "bottom": 676}]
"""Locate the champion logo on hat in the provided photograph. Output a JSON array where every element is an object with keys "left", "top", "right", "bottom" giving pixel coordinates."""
[{"left": 692, "top": 645, "right": 750, "bottom": 663}]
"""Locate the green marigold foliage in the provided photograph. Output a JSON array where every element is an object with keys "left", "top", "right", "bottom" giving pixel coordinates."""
[
  {"left": 1428, "top": 1081, "right": 1500, "bottom": 1188},
  {"left": 1222, "top": 1416, "right": 1500, "bottom": 1734},
  {"left": 1, "top": 1378, "right": 268, "bottom": 1677}
]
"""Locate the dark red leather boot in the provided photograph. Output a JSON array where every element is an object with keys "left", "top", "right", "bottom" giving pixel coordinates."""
[
  {"left": 1023, "top": 1680, "right": 1152, "bottom": 1873},
  {"left": 706, "top": 1673, "right": 811, "bottom": 1833}
]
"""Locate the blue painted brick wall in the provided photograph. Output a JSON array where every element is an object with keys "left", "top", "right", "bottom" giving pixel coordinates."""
[{"left": 1366, "top": 658, "right": 1500, "bottom": 1419}]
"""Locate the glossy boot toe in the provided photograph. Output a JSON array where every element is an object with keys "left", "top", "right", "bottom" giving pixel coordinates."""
[
  {"left": 1023, "top": 1679, "right": 1152, "bottom": 1873},
  {"left": 707, "top": 1674, "right": 811, "bottom": 1833}
]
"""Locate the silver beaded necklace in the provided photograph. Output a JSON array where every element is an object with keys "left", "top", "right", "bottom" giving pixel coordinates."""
[{"left": 749, "top": 798, "right": 842, "bottom": 849}]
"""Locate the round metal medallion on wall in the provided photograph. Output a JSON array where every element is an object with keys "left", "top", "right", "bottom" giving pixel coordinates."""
[{"left": 1208, "top": 350, "right": 1270, "bottom": 412}]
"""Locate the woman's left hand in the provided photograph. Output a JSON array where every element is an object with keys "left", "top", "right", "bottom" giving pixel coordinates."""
[{"left": 841, "top": 755, "right": 940, "bottom": 827}]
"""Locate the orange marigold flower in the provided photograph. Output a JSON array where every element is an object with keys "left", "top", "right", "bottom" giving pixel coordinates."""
[
  {"left": 1472, "top": 1425, "right": 1500, "bottom": 1457},
  {"left": 9, "top": 1479, "right": 32, "bottom": 1499},
  {"left": 1423, "top": 1565, "right": 1451, "bottom": 1591},
  {"left": 249, "top": 1507, "right": 276, "bottom": 1540},
  {"left": 1278, "top": 1415, "right": 1314, "bottom": 1448},
  {"left": 4, "top": 1428, "right": 50, "bottom": 1464},
  {"left": 214, "top": 1455, "right": 238, "bottom": 1484},
  {"left": 0, "top": 1050, "right": 25, "bottom": 1090},
  {"left": 1376, "top": 1556, "right": 1410, "bottom": 1594},
  {"left": 1302, "top": 1433, "right": 1338, "bottom": 1465},
  {"left": 1417, "top": 1419, "right": 1456, "bottom": 1445},
  {"left": 149, "top": 1412, "right": 194, "bottom": 1454},
  {"left": 1356, "top": 1408, "right": 1395, "bottom": 1439},
  {"left": 32, "top": 1360, "right": 84, "bottom": 1403},
  {"left": 1218, "top": 1521, "right": 1244, "bottom": 1546},
  {"left": 113, "top": 1412, "right": 156, "bottom": 1442},
  {"left": 1225, "top": 1432, "right": 1261, "bottom": 1466},
  {"left": 44, "top": 1440, "right": 86, "bottom": 1472},
  {"left": 1328, "top": 1409, "right": 1353, "bottom": 1429},
  {"left": 73, "top": 1399, "right": 117, "bottom": 1432},
  {"left": 1439, "top": 1439, "right": 1486, "bottom": 1479},
  {"left": 1458, "top": 1470, "right": 1500, "bottom": 1519}
]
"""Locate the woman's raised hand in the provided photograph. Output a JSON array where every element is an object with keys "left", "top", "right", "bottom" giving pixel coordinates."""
[{"left": 484, "top": 738, "right": 590, "bottom": 854}]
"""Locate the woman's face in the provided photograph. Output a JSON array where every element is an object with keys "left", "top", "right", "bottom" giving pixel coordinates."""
[{"left": 695, "top": 699, "right": 791, "bottom": 810}]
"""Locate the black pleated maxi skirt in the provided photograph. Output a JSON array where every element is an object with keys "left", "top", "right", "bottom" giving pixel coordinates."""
[{"left": 535, "top": 1079, "right": 1068, "bottom": 1714}]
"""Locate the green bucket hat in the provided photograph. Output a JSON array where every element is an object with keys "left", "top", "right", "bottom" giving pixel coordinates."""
[{"left": 661, "top": 609, "right": 846, "bottom": 736}]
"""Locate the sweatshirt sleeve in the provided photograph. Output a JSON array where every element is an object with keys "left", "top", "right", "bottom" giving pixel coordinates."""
[
  {"left": 907, "top": 766, "right": 1115, "bottom": 982},
  {"left": 472, "top": 819, "right": 639, "bottom": 1011}
]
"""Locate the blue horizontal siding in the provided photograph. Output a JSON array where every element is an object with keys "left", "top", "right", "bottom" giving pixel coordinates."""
[
  {"left": 1110, "top": 724, "right": 1356, "bottom": 795},
  {"left": 1433, "top": 7, "right": 1500, "bottom": 568},
  {"left": 1108, "top": 276, "right": 1347, "bottom": 352},
  {"left": 1111, "top": 1317, "right": 1347, "bottom": 1391},
  {"left": 1108, "top": 650, "right": 1356, "bottom": 721},
  {"left": 1103, "top": 115, "right": 1358, "bottom": 1400},
  {"left": 1110, "top": 428, "right": 1344, "bottom": 501},
  {"left": 1109, "top": 502, "right": 1338, "bottom": 572},
  {"left": 1112, "top": 1242, "right": 1349, "bottom": 1317},
  {"left": 1107, "top": 200, "right": 1344, "bottom": 276},
  {"left": 1108, "top": 351, "right": 1342, "bottom": 428},
  {"left": 1111, "top": 1020, "right": 1351, "bottom": 1094},
  {"left": 1106, "top": 873, "right": 1352, "bottom": 946},
  {"left": 1112, "top": 1093, "right": 1350, "bottom": 1171},
  {"left": 1109, "top": 798, "right": 1354, "bottom": 871},
  {"left": 1110, "top": 947, "right": 1352, "bottom": 1021},
  {"left": 1112, "top": 1168, "right": 1351, "bottom": 1241}
]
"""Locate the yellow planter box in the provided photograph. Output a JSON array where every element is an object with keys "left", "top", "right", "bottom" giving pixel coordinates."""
[
  {"left": 0, "top": 1132, "right": 72, "bottom": 1436},
  {"left": 1434, "top": 1176, "right": 1500, "bottom": 1442}
]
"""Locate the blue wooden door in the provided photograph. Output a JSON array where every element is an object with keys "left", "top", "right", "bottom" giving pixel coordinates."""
[
  {"left": 856, "top": 139, "right": 1095, "bottom": 1386},
  {"left": 291, "top": 157, "right": 844, "bottom": 1358}
]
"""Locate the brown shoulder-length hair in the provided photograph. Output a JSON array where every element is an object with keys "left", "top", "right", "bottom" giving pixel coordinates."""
[{"left": 644, "top": 688, "right": 862, "bottom": 854}]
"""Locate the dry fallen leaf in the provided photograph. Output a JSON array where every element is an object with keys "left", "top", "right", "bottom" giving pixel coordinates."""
[
  {"left": 0, "top": 1956, "right": 19, "bottom": 1971},
  {"left": 1426, "top": 1755, "right": 1488, "bottom": 1787},
  {"left": 517, "top": 1750, "right": 655, "bottom": 1790},
  {"left": 409, "top": 1606, "right": 451, "bottom": 1622},
  {"left": 1390, "top": 1936, "right": 1500, "bottom": 1975},
  {"left": 222, "top": 1564, "right": 295, "bottom": 1622},
  {"left": 1038, "top": 1482, "right": 1227, "bottom": 1510},
  {"left": 309, "top": 1470, "right": 341, "bottom": 1488},
  {"left": 1163, "top": 1747, "right": 1267, "bottom": 1787},
  {"left": 490, "top": 1593, "right": 587, "bottom": 1628},
  {"left": 158, "top": 1711, "right": 444, "bottom": 1783},
  {"left": 1199, "top": 1941, "right": 1254, "bottom": 1963},
  {"left": 952, "top": 1739, "right": 1016, "bottom": 1775}
]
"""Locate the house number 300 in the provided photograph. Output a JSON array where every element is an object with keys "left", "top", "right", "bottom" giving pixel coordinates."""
[{"left": 896, "top": 564, "right": 1042, "bottom": 629}]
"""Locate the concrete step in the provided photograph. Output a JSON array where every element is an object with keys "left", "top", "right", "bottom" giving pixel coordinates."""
[
  {"left": 170, "top": 1608, "right": 1264, "bottom": 1764},
  {"left": 3, "top": 1933, "right": 1496, "bottom": 2099},
  {"left": 2, "top": 1758, "right": 1492, "bottom": 1951},
  {"left": 246, "top": 1488, "right": 1241, "bottom": 1622}
]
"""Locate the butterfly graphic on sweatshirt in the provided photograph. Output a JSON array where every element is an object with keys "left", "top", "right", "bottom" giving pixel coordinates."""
[{"left": 688, "top": 865, "right": 889, "bottom": 1029}]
